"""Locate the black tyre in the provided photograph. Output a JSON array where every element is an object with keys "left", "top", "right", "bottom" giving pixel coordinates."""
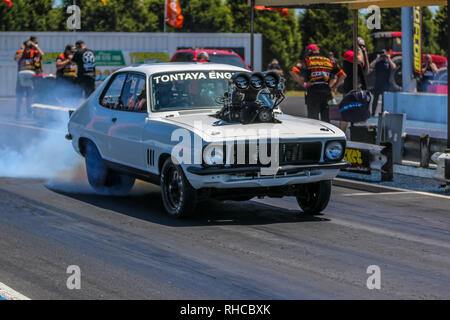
[
  {"left": 85, "top": 141, "right": 135, "bottom": 195},
  {"left": 296, "top": 180, "right": 332, "bottom": 215},
  {"left": 160, "top": 158, "right": 197, "bottom": 218}
]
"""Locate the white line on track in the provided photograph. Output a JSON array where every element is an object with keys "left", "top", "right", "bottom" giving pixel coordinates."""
[
  {"left": 0, "top": 282, "right": 30, "bottom": 300},
  {"left": 340, "top": 191, "right": 417, "bottom": 196}
]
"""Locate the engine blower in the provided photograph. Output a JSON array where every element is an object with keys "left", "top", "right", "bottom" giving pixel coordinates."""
[{"left": 216, "top": 71, "right": 285, "bottom": 124}]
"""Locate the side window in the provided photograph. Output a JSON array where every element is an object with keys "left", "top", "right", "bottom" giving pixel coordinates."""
[
  {"left": 118, "top": 73, "right": 147, "bottom": 112},
  {"left": 100, "top": 73, "right": 127, "bottom": 109}
]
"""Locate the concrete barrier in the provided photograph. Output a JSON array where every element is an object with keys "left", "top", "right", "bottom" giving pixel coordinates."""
[{"left": 384, "top": 91, "right": 448, "bottom": 124}]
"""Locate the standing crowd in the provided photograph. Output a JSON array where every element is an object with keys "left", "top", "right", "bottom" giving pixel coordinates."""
[
  {"left": 14, "top": 36, "right": 96, "bottom": 119},
  {"left": 279, "top": 37, "right": 397, "bottom": 132}
]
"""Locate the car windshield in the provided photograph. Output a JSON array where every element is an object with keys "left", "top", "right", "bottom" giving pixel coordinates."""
[
  {"left": 151, "top": 70, "right": 234, "bottom": 111},
  {"left": 208, "top": 54, "right": 247, "bottom": 69}
]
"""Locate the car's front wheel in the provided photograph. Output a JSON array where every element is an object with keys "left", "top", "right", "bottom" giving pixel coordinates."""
[
  {"left": 160, "top": 158, "right": 197, "bottom": 218},
  {"left": 296, "top": 180, "right": 331, "bottom": 215},
  {"left": 85, "top": 141, "right": 135, "bottom": 195}
]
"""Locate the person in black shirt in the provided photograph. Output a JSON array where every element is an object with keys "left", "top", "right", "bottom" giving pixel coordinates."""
[
  {"left": 342, "top": 37, "right": 369, "bottom": 95},
  {"left": 71, "top": 40, "right": 96, "bottom": 98},
  {"left": 290, "top": 44, "right": 346, "bottom": 122},
  {"left": 369, "top": 49, "right": 396, "bottom": 116}
]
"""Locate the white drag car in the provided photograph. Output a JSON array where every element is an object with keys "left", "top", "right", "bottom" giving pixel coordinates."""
[{"left": 67, "top": 63, "right": 348, "bottom": 217}]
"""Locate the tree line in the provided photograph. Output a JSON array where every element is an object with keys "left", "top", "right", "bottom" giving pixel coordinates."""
[{"left": 0, "top": 0, "right": 447, "bottom": 75}]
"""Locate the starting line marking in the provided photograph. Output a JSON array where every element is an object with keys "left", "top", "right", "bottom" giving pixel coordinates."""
[{"left": 0, "top": 282, "right": 30, "bottom": 300}]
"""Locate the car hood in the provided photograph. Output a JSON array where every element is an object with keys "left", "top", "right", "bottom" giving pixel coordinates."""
[{"left": 161, "top": 112, "right": 343, "bottom": 141}]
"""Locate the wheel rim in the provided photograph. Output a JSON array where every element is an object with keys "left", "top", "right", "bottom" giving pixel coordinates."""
[
  {"left": 298, "top": 183, "right": 319, "bottom": 210},
  {"left": 163, "top": 165, "right": 183, "bottom": 212}
]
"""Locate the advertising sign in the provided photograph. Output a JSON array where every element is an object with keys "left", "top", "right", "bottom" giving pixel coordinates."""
[{"left": 413, "top": 6, "right": 422, "bottom": 76}]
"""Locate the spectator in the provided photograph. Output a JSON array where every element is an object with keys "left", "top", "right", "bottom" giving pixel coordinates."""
[
  {"left": 369, "top": 49, "right": 396, "bottom": 116},
  {"left": 342, "top": 37, "right": 369, "bottom": 94},
  {"left": 71, "top": 40, "right": 96, "bottom": 98},
  {"left": 29, "top": 36, "right": 43, "bottom": 74},
  {"left": 267, "top": 58, "right": 284, "bottom": 76},
  {"left": 14, "top": 38, "right": 43, "bottom": 119},
  {"left": 340, "top": 37, "right": 369, "bottom": 132},
  {"left": 421, "top": 54, "right": 438, "bottom": 92},
  {"left": 196, "top": 51, "right": 210, "bottom": 63},
  {"left": 56, "top": 44, "right": 78, "bottom": 104}
]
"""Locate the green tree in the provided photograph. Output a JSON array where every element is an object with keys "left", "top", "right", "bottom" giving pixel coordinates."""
[
  {"left": 228, "top": 0, "right": 302, "bottom": 83},
  {"left": 178, "top": 0, "right": 233, "bottom": 33},
  {"left": 59, "top": 0, "right": 160, "bottom": 32},
  {"left": 299, "top": 7, "right": 373, "bottom": 64},
  {"left": 0, "top": 0, "right": 64, "bottom": 31},
  {"left": 433, "top": 6, "right": 447, "bottom": 56},
  {"left": 422, "top": 7, "right": 438, "bottom": 54},
  {"left": 375, "top": 8, "right": 401, "bottom": 32}
]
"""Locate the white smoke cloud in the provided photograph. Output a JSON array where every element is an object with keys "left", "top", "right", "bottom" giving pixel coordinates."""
[{"left": 0, "top": 113, "right": 82, "bottom": 179}]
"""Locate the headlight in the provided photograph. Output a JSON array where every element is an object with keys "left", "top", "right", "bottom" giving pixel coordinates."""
[
  {"left": 325, "top": 141, "right": 345, "bottom": 161},
  {"left": 203, "top": 144, "right": 224, "bottom": 166}
]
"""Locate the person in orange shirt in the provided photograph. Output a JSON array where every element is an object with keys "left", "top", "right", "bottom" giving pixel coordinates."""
[
  {"left": 14, "top": 38, "right": 43, "bottom": 119},
  {"left": 56, "top": 45, "right": 78, "bottom": 105},
  {"left": 290, "top": 44, "right": 346, "bottom": 123}
]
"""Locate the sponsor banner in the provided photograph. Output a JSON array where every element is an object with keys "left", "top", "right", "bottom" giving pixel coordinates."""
[
  {"left": 343, "top": 147, "right": 371, "bottom": 173},
  {"left": 413, "top": 7, "right": 422, "bottom": 76},
  {"left": 95, "top": 50, "right": 125, "bottom": 66}
]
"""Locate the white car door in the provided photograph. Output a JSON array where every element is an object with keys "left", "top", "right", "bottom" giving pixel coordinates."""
[
  {"left": 107, "top": 72, "right": 148, "bottom": 170},
  {"left": 93, "top": 72, "right": 128, "bottom": 161}
]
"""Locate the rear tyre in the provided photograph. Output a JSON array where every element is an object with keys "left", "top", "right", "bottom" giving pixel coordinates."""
[
  {"left": 160, "top": 158, "right": 197, "bottom": 218},
  {"left": 85, "top": 141, "right": 135, "bottom": 195},
  {"left": 296, "top": 180, "right": 332, "bottom": 215}
]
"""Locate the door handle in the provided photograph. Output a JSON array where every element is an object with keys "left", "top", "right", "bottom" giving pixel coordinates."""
[{"left": 111, "top": 117, "right": 117, "bottom": 123}]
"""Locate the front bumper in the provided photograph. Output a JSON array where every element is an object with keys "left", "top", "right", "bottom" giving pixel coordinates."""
[{"left": 185, "top": 161, "right": 350, "bottom": 189}]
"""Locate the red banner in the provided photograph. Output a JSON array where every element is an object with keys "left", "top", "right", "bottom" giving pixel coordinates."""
[
  {"left": 254, "top": 6, "right": 289, "bottom": 17},
  {"left": 2, "top": 0, "right": 13, "bottom": 7},
  {"left": 166, "top": 0, "right": 184, "bottom": 29}
]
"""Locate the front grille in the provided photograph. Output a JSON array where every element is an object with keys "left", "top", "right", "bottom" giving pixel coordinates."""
[
  {"left": 279, "top": 142, "right": 322, "bottom": 165},
  {"left": 223, "top": 141, "right": 322, "bottom": 167}
]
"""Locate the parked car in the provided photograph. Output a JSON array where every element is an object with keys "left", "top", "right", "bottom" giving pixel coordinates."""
[
  {"left": 67, "top": 63, "right": 347, "bottom": 218},
  {"left": 171, "top": 48, "right": 250, "bottom": 70}
]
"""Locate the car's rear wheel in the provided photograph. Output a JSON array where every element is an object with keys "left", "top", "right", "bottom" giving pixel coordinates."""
[
  {"left": 296, "top": 180, "right": 332, "bottom": 215},
  {"left": 85, "top": 141, "right": 135, "bottom": 195},
  {"left": 160, "top": 158, "right": 197, "bottom": 218}
]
